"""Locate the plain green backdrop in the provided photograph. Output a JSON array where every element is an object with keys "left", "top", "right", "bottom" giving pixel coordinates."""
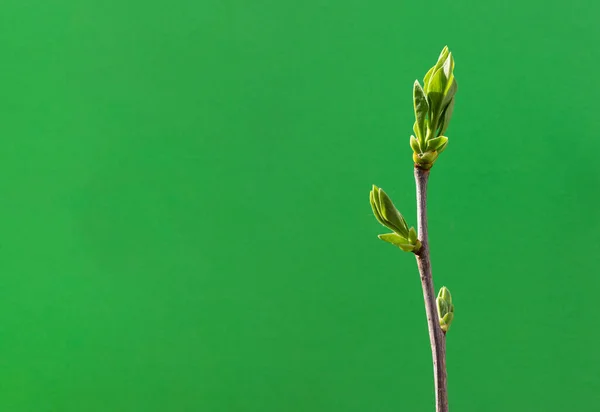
[{"left": 1, "top": 0, "right": 599, "bottom": 411}]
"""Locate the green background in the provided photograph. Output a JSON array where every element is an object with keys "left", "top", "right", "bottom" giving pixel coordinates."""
[{"left": 1, "top": 0, "right": 599, "bottom": 411}]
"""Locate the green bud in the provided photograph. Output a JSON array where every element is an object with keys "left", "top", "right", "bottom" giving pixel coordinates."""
[
  {"left": 436, "top": 286, "right": 454, "bottom": 333},
  {"left": 438, "top": 286, "right": 452, "bottom": 304},
  {"left": 411, "top": 46, "right": 457, "bottom": 167}
]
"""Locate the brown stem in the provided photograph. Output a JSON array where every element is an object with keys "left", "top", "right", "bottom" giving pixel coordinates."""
[{"left": 414, "top": 166, "right": 448, "bottom": 412}]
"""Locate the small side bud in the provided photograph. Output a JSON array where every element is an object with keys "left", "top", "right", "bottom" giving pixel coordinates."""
[{"left": 436, "top": 286, "right": 454, "bottom": 333}]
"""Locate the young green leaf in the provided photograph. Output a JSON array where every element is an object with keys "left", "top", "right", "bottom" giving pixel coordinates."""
[
  {"left": 408, "top": 227, "right": 418, "bottom": 244},
  {"left": 423, "top": 65, "right": 435, "bottom": 89},
  {"left": 412, "top": 121, "right": 422, "bottom": 143},
  {"left": 378, "top": 232, "right": 409, "bottom": 245},
  {"left": 438, "top": 97, "right": 455, "bottom": 136},
  {"left": 436, "top": 46, "right": 450, "bottom": 66},
  {"left": 370, "top": 187, "right": 387, "bottom": 228},
  {"left": 425, "top": 46, "right": 449, "bottom": 89},
  {"left": 413, "top": 81, "right": 428, "bottom": 142},
  {"left": 426, "top": 66, "right": 447, "bottom": 95},
  {"left": 372, "top": 185, "right": 382, "bottom": 212},
  {"left": 442, "top": 52, "right": 453, "bottom": 83},
  {"left": 443, "top": 77, "right": 457, "bottom": 106},
  {"left": 410, "top": 135, "right": 421, "bottom": 153},
  {"left": 426, "top": 67, "right": 446, "bottom": 116},
  {"left": 426, "top": 136, "right": 449, "bottom": 152},
  {"left": 378, "top": 233, "right": 419, "bottom": 252},
  {"left": 398, "top": 243, "right": 417, "bottom": 252},
  {"left": 378, "top": 188, "right": 409, "bottom": 237},
  {"left": 437, "top": 299, "right": 448, "bottom": 316},
  {"left": 417, "top": 151, "right": 439, "bottom": 164},
  {"left": 440, "top": 312, "right": 454, "bottom": 332},
  {"left": 437, "top": 139, "right": 449, "bottom": 154}
]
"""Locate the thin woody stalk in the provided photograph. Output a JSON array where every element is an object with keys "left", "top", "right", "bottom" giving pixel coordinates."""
[
  {"left": 369, "top": 46, "right": 457, "bottom": 412},
  {"left": 414, "top": 167, "right": 448, "bottom": 412}
]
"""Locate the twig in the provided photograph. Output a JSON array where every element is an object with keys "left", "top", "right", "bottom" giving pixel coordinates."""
[{"left": 414, "top": 166, "right": 448, "bottom": 412}]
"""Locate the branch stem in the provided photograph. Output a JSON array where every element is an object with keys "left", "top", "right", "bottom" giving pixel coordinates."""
[{"left": 414, "top": 167, "right": 448, "bottom": 412}]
